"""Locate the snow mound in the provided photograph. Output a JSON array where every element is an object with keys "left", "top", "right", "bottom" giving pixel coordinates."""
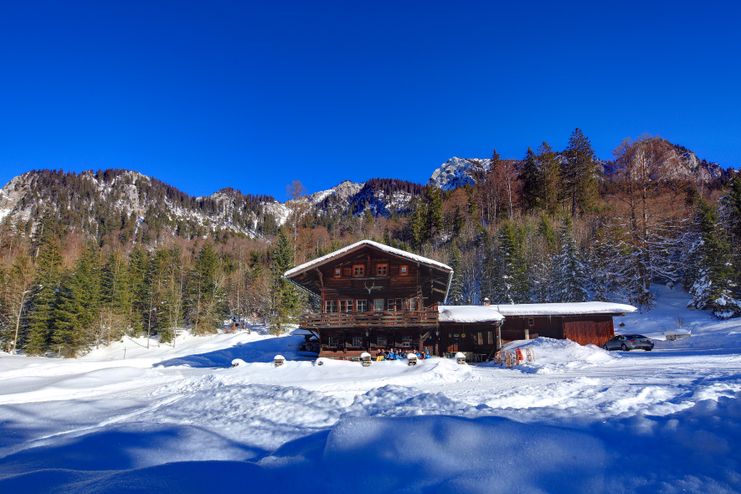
[
  {"left": 496, "top": 337, "right": 616, "bottom": 374},
  {"left": 346, "top": 385, "right": 484, "bottom": 418},
  {"left": 138, "top": 383, "right": 342, "bottom": 449}
]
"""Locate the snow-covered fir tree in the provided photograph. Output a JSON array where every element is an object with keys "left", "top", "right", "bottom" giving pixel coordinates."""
[
  {"left": 447, "top": 241, "right": 464, "bottom": 304},
  {"left": 688, "top": 201, "right": 740, "bottom": 318},
  {"left": 551, "top": 218, "right": 588, "bottom": 302}
]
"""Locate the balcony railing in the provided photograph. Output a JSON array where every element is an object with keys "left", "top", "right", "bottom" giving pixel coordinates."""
[{"left": 301, "top": 309, "right": 439, "bottom": 329}]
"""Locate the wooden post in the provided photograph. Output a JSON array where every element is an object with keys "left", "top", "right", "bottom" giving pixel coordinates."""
[
  {"left": 524, "top": 328, "right": 530, "bottom": 340},
  {"left": 495, "top": 322, "right": 502, "bottom": 350}
]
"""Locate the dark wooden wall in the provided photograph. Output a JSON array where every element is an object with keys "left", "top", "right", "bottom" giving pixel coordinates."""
[
  {"left": 319, "top": 327, "right": 435, "bottom": 359},
  {"left": 562, "top": 316, "right": 614, "bottom": 346},
  {"left": 438, "top": 323, "right": 498, "bottom": 356}
]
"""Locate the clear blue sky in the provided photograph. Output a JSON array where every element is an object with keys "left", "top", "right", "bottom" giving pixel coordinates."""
[{"left": 0, "top": 1, "right": 739, "bottom": 200}]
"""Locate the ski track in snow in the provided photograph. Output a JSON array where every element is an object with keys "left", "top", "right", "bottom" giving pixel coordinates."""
[{"left": 0, "top": 287, "right": 740, "bottom": 492}]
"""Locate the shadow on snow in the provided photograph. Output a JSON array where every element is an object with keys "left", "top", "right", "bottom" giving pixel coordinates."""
[{"left": 156, "top": 333, "right": 315, "bottom": 369}]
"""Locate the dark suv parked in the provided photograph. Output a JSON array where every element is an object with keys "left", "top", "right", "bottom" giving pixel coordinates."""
[{"left": 603, "top": 334, "right": 654, "bottom": 351}]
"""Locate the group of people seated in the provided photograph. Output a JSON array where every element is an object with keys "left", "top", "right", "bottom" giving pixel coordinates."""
[{"left": 374, "top": 348, "right": 430, "bottom": 361}]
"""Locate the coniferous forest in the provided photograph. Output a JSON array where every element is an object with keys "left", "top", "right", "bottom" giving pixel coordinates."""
[{"left": 0, "top": 131, "right": 739, "bottom": 357}]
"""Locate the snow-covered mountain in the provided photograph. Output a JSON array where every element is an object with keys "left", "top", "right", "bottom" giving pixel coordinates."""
[
  {"left": 430, "top": 140, "right": 729, "bottom": 191},
  {"left": 429, "top": 157, "right": 491, "bottom": 191},
  {"left": 0, "top": 170, "right": 290, "bottom": 239},
  {"left": 0, "top": 171, "right": 423, "bottom": 240},
  {"left": 0, "top": 139, "right": 731, "bottom": 240}
]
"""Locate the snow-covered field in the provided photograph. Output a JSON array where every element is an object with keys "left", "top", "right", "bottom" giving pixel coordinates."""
[{"left": 1, "top": 286, "right": 740, "bottom": 493}]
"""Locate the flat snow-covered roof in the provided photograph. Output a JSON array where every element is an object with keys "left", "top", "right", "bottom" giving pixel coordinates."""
[
  {"left": 438, "top": 301, "right": 636, "bottom": 323},
  {"left": 284, "top": 239, "right": 453, "bottom": 278},
  {"left": 493, "top": 302, "right": 637, "bottom": 316},
  {"left": 438, "top": 305, "right": 505, "bottom": 323}
]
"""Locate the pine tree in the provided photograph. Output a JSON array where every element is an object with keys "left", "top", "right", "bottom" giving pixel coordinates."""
[
  {"left": 155, "top": 247, "right": 184, "bottom": 343},
  {"left": 479, "top": 232, "right": 496, "bottom": 302},
  {"left": 448, "top": 241, "right": 464, "bottom": 304},
  {"left": 25, "top": 235, "right": 63, "bottom": 355},
  {"left": 0, "top": 252, "right": 35, "bottom": 352},
  {"left": 99, "top": 251, "right": 132, "bottom": 345},
  {"left": 426, "top": 185, "right": 444, "bottom": 239},
  {"left": 493, "top": 223, "right": 529, "bottom": 303},
  {"left": 451, "top": 206, "right": 465, "bottom": 237},
  {"left": 538, "top": 142, "right": 561, "bottom": 215},
  {"left": 588, "top": 223, "right": 621, "bottom": 301},
  {"left": 551, "top": 218, "right": 589, "bottom": 302},
  {"left": 529, "top": 216, "right": 557, "bottom": 302},
  {"left": 128, "top": 247, "right": 150, "bottom": 335},
  {"left": 563, "top": 128, "right": 599, "bottom": 217},
  {"left": 52, "top": 244, "right": 101, "bottom": 357},
  {"left": 269, "top": 231, "right": 302, "bottom": 334},
  {"left": 689, "top": 201, "right": 740, "bottom": 318},
  {"left": 520, "top": 147, "right": 541, "bottom": 212},
  {"left": 410, "top": 197, "right": 428, "bottom": 248},
  {"left": 101, "top": 252, "right": 133, "bottom": 319},
  {"left": 720, "top": 175, "right": 741, "bottom": 297},
  {"left": 187, "top": 242, "right": 226, "bottom": 334}
]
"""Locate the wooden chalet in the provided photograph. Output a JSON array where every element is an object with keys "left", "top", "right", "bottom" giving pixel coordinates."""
[
  {"left": 285, "top": 240, "right": 636, "bottom": 360},
  {"left": 284, "top": 240, "right": 453, "bottom": 359}
]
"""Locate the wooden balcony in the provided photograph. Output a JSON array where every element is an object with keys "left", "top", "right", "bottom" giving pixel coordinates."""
[{"left": 300, "top": 309, "right": 440, "bottom": 329}]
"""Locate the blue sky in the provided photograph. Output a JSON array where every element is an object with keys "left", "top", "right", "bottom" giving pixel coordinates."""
[{"left": 0, "top": 1, "right": 739, "bottom": 200}]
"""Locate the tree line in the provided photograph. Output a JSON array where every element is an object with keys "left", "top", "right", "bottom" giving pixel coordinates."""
[
  {"left": 0, "top": 226, "right": 303, "bottom": 356},
  {"left": 0, "top": 129, "right": 739, "bottom": 357}
]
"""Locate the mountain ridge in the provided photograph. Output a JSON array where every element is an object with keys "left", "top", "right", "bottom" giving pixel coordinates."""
[{"left": 0, "top": 138, "right": 735, "bottom": 242}]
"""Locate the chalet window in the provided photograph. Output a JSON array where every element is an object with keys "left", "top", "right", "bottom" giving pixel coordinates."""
[
  {"left": 386, "top": 298, "right": 402, "bottom": 311},
  {"left": 324, "top": 300, "right": 337, "bottom": 313},
  {"left": 351, "top": 336, "right": 363, "bottom": 348},
  {"left": 376, "top": 263, "right": 388, "bottom": 276},
  {"left": 528, "top": 318, "right": 534, "bottom": 327},
  {"left": 352, "top": 264, "right": 365, "bottom": 277},
  {"left": 399, "top": 264, "right": 409, "bottom": 276},
  {"left": 487, "top": 331, "right": 494, "bottom": 345},
  {"left": 476, "top": 332, "right": 484, "bottom": 346},
  {"left": 373, "top": 298, "right": 385, "bottom": 312},
  {"left": 327, "top": 336, "right": 338, "bottom": 347},
  {"left": 333, "top": 267, "right": 342, "bottom": 278},
  {"left": 376, "top": 335, "right": 387, "bottom": 347},
  {"left": 407, "top": 298, "right": 419, "bottom": 311},
  {"left": 339, "top": 299, "right": 353, "bottom": 313},
  {"left": 356, "top": 299, "right": 368, "bottom": 312},
  {"left": 400, "top": 336, "right": 412, "bottom": 348}
]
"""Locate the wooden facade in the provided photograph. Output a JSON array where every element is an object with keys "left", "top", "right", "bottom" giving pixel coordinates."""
[
  {"left": 285, "top": 240, "right": 630, "bottom": 360},
  {"left": 285, "top": 240, "right": 453, "bottom": 360}
]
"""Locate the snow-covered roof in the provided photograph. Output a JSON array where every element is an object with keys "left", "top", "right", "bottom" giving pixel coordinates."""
[
  {"left": 493, "top": 302, "right": 637, "bottom": 316},
  {"left": 438, "top": 305, "right": 505, "bottom": 323},
  {"left": 438, "top": 301, "right": 636, "bottom": 323},
  {"left": 284, "top": 239, "right": 452, "bottom": 278}
]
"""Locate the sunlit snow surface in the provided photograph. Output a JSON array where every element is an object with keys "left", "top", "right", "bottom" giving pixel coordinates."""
[{"left": 1, "top": 286, "right": 740, "bottom": 493}]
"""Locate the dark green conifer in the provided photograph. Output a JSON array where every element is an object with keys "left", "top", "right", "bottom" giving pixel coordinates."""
[{"left": 25, "top": 235, "right": 63, "bottom": 355}]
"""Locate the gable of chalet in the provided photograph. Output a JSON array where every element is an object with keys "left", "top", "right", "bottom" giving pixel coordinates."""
[{"left": 284, "top": 240, "right": 453, "bottom": 301}]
